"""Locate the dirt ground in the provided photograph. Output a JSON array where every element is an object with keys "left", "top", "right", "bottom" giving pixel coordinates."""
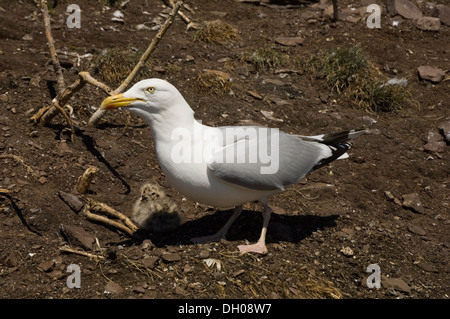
[{"left": 0, "top": 0, "right": 449, "bottom": 299}]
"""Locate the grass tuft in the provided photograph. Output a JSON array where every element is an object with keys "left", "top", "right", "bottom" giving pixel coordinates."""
[
  {"left": 194, "top": 20, "right": 238, "bottom": 45},
  {"left": 247, "top": 47, "right": 289, "bottom": 71},
  {"left": 306, "top": 46, "right": 414, "bottom": 112}
]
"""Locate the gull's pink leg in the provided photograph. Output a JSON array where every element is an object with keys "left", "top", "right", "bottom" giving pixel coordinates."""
[
  {"left": 191, "top": 206, "right": 242, "bottom": 243},
  {"left": 238, "top": 199, "right": 271, "bottom": 255}
]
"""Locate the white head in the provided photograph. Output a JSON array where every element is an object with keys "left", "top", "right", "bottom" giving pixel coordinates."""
[{"left": 100, "top": 78, "right": 193, "bottom": 122}]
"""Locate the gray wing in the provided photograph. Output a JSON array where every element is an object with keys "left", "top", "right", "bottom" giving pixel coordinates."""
[{"left": 207, "top": 127, "right": 331, "bottom": 191}]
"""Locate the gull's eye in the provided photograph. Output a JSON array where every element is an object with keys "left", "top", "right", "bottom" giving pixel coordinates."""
[{"left": 146, "top": 86, "right": 155, "bottom": 94}]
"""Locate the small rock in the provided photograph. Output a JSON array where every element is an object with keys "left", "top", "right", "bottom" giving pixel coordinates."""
[
  {"left": 247, "top": 90, "right": 263, "bottom": 100},
  {"left": 382, "top": 275, "right": 411, "bottom": 294},
  {"left": 1, "top": 251, "right": 21, "bottom": 267},
  {"left": 104, "top": 281, "right": 124, "bottom": 295},
  {"left": 235, "top": 66, "right": 249, "bottom": 77},
  {"left": 423, "top": 141, "right": 446, "bottom": 153},
  {"left": 22, "top": 34, "right": 33, "bottom": 41},
  {"left": 274, "top": 36, "right": 304, "bottom": 47},
  {"left": 185, "top": 55, "right": 195, "bottom": 62},
  {"left": 136, "top": 24, "right": 151, "bottom": 31},
  {"left": 0, "top": 142, "right": 6, "bottom": 150},
  {"left": 407, "top": 224, "right": 427, "bottom": 236},
  {"left": 37, "top": 260, "right": 55, "bottom": 272},
  {"left": 384, "top": 190, "right": 396, "bottom": 201},
  {"left": 387, "top": 0, "right": 423, "bottom": 20},
  {"left": 417, "top": 261, "right": 438, "bottom": 273},
  {"left": 58, "top": 191, "right": 84, "bottom": 213},
  {"left": 142, "top": 256, "right": 158, "bottom": 268},
  {"left": 161, "top": 252, "right": 181, "bottom": 262},
  {"left": 431, "top": 4, "right": 450, "bottom": 26},
  {"left": 198, "top": 250, "right": 210, "bottom": 259},
  {"left": 59, "top": 224, "right": 96, "bottom": 250},
  {"left": 38, "top": 176, "right": 47, "bottom": 184},
  {"left": 402, "top": 193, "right": 426, "bottom": 214},
  {"left": 175, "top": 286, "right": 187, "bottom": 295},
  {"left": 416, "top": 16, "right": 441, "bottom": 31},
  {"left": 340, "top": 246, "right": 354, "bottom": 257},
  {"left": 438, "top": 121, "right": 450, "bottom": 143},
  {"left": 418, "top": 66, "right": 445, "bottom": 83},
  {"left": 132, "top": 285, "right": 146, "bottom": 294},
  {"left": 424, "top": 130, "right": 443, "bottom": 144},
  {"left": 183, "top": 264, "right": 193, "bottom": 273}
]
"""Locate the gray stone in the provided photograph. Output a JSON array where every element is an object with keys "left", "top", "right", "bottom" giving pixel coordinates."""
[
  {"left": 274, "top": 36, "right": 304, "bottom": 47},
  {"left": 59, "top": 224, "right": 96, "bottom": 250},
  {"left": 423, "top": 141, "right": 446, "bottom": 153},
  {"left": 416, "top": 16, "right": 441, "bottom": 31},
  {"left": 104, "top": 281, "right": 124, "bottom": 295},
  {"left": 418, "top": 66, "right": 445, "bottom": 83},
  {"left": 407, "top": 224, "right": 427, "bottom": 236},
  {"left": 432, "top": 4, "right": 450, "bottom": 26},
  {"left": 387, "top": 0, "right": 423, "bottom": 20},
  {"left": 161, "top": 252, "right": 181, "bottom": 262},
  {"left": 438, "top": 121, "right": 450, "bottom": 143},
  {"left": 402, "top": 193, "right": 426, "bottom": 214},
  {"left": 382, "top": 275, "right": 411, "bottom": 293}
]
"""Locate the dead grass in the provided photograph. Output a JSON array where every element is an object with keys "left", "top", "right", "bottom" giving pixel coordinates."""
[
  {"left": 96, "top": 47, "right": 152, "bottom": 86},
  {"left": 196, "top": 71, "right": 232, "bottom": 95},
  {"left": 306, "top": 46, "right": 414, "bottom": 112},
  {"left": 194, "top": 20, "right": 239, "bottom": 45}
]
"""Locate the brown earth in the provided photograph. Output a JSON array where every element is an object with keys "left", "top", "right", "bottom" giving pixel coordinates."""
[{"left": 0, "top": 0, "right": 449, "bottom": 299}]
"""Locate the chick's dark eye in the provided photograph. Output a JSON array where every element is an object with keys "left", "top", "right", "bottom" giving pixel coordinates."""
[{"left": 146, "top": 86, "right": 155, "bottom": 94}]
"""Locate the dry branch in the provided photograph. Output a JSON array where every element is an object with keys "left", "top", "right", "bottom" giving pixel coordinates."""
[
  {"left": 41, "top": 0, "right": 65, "bottom": 93},
  {"left": 75, "top": 166, "right": 99, "bottom": 194},
  {"left": 87, "top": 198, "right": 138, "bottom": 233},
  {"left": 88, "top": 0, "right": 184, "bottom": 126},
  {"left": 59, "top": 245, "right": 105, "bottom": 260},
  {"left": 82, "top": 206, "right": 136, "bottom": 237}
]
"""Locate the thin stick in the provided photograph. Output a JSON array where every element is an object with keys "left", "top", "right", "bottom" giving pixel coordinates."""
[
  {"left": 59, "top": 245, "right": 105, "bottom": 260},
  {"left": 41, "top": 0, "right": 65, "bottom": 93},
  {"left": 87, "top": 0, "right": 184, "bottom": 126}
]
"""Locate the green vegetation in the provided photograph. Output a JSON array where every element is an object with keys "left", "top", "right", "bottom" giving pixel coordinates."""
[
  {"left": 247, "top": 47, "right": 289, "bottom": 71},
  {"left": 306, "top": 46, "right": 413, "bottom": 112}
]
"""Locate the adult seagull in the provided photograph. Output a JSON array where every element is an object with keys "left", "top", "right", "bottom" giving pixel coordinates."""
[{"left": 100, "top": 79, "right": 366, "bottom": 254}]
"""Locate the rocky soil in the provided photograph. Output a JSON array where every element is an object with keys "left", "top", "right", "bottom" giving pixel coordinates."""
[{"left": 0, "top": 0, "right": 449, "bottom": 299}]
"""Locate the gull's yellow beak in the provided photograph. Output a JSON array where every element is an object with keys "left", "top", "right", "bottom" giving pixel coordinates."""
[{"left": 100, "top": 93, "right": 145, "bottom": 110}]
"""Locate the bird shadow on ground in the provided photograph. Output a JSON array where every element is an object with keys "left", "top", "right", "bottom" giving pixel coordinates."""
[{"left": 147, "top": 209, "right": 339, "bottom": 248}]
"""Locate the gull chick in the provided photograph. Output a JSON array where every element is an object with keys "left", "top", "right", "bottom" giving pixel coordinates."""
[
  {"left": 101, "top": 78, "right": 366, "bottom": 254},
  {"left": 132, "top": 183, "right": 181, "bottom": 233}
]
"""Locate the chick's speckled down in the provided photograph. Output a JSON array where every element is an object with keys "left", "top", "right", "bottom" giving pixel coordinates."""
[{"left": 132, "top": 183, "right": 181, "bottom": 233}]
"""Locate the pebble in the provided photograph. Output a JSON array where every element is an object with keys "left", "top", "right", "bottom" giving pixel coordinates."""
[
  {"left": 407, "top": 224, "right": 427, "bottom": 236},
  {"left": 432, "top": 4, "right": 450, "bottom": 26},
  {"left": 37, "top": 260, "right": 55, "bottom": 272},
  {"left": 59, "top": 224, "right": 96, "bottom": 250},
  {"left": 438, "top": 121, "right": 450, "bottom": 143},
  {"left": 417, "top": 65, "right": 445, "bottom": 83},
  {"left": 416, "top": 16, "right": 441, "bottom": 31},
  {"left": 161, "top": 252, "right": 181, "bottom": 262},
  {"left": 274, "top": 36, "right": 304, "bottom": 47},
  {"left": 423, "top": 141, "right": 446, "bottom": 153},
  {"left": 381, "top": 275, "right": 411, "bottom": 294},
  {"left": 198, "top": 250, "right": 210, "bottom": 259},
  {"left": 142, "top": 256, "right": 158, "bottom": 268},
  {"left": 340, "top": 246, "right": 354, "bottom": 257},
  {"left": 387, "top": 0, "right": 422, "bottom": 20},
  {"left": 402, "top": 193, "right": 426, "bottom": 214},
  {"left": 104, "top": 281, "right": 124, "bottom": 295}
]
